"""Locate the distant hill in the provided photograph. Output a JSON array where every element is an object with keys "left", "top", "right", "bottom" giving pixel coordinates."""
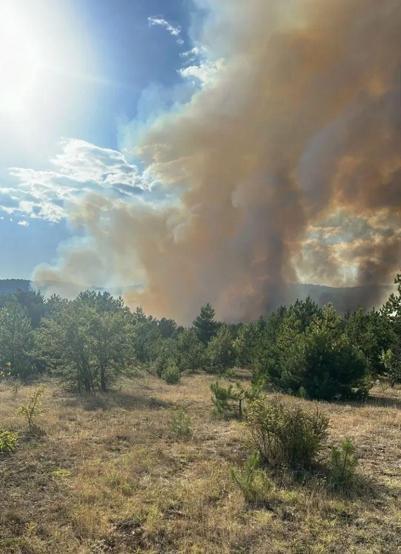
[
  {"left": 287, "top": 283, "right": 393, "bottom": 313},
  {"left": 1, "top": 279, "right": 393, "bottom": 314},
  {"left": 0, "top": 279, "right": 31, "bottom": 295}
]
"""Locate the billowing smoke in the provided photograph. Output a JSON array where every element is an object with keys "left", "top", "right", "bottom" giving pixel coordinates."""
[{"left": 34, "top": 0, "right": 401, "bottom": 322}]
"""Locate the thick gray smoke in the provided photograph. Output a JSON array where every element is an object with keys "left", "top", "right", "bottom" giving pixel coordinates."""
[{"left": 34, "top": 0, "right": 401, "bottom": 322}]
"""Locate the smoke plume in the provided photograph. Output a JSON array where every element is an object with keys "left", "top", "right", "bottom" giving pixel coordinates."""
[{"left": 34, "top": 0, "right": 401, "bottom": 322}]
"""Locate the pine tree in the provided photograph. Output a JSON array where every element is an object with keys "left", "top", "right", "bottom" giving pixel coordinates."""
[{"left": 192, "top": 303, "right": 218, "bottom": 345}]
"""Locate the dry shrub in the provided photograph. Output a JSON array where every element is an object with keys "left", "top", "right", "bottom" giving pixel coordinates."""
[{"left": 247, "top": 398, "right": 328, "bottom": 469}]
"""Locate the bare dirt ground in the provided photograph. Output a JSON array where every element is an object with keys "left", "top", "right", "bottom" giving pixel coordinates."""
[{"left": 1, "top": 373, "right": 401, "bottom": 553}]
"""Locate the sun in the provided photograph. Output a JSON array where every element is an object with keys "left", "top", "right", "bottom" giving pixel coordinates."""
[{"left": 0, "top": 4, "right": 41, "bottom": 115}]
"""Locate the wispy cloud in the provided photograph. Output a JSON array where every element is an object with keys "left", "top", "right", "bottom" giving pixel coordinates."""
[
  {"left": 178, "top": 44, "right": 224, "bottom": 87},
  {"left": 1, "top": 139, "right": 148, "bottom": 223},
  {"left": 179, "top": 58, "right": 224, "bottom": 87},
  {"left": 148, "top": 16, "right": 184, "bottom": 45}
]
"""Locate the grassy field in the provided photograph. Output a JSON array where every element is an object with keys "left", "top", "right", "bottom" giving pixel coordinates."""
[{"left": 1, "top": 373, "right": 401, "bottom": 553}]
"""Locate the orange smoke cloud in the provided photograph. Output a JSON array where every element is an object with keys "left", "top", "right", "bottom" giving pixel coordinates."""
[{"left": 34, "top": 0, "right": 401, "bottom": 322}]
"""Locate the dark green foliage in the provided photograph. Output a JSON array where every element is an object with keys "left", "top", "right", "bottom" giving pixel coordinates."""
[
  {"left": 14, "top": 289, "right": 46, "bottom": 328},
  {"left": 155, "top": 338, "right": 178, "bottom": 377},
  {"left": 161, "top": 362, "right": 181, "bottom": 384},
  {"left": 175, "top": 329, "right": 205, "bottom": 372},
  {"left": 380, "top": 348, "right": 401, "bottom": 387},
  {"left": 36, "top": 292, "right": 134, "bottom": 393},
  {"left": 345, "top": 308, "right": 391, "bottom": 376},
  {"left": 231, "top": 451, "right": 273, "bottom": 504},
  {"left": 234, "top": 320, "right": 263, "bottom": 368},
  {"left": 0, "top": 301, "right": 33, "bottom": 380},
  {"left": 193, "top": 303, "right": 218, "bottom": 345},
  {"left": 0, "top": 430, "right": 18, "bottom": 453},
  {"left": 301, "top": 307, "right": 370, "bottom": 400},
  {"left": 247, "top": 398, "right": 328, "bottom": 468},
  {"left": 328, "top": 438, "right": 358, "bottom": 490},
  {"left": 131, "top": 307, "right": 161, "bottom": 364},
  {"left": 380, "top": 274, "right": 401, "bottom": 382},
  {"left": 0, "top": 273, "right": 399, "bottom": 406},
  {"left": 206, "top": 325, "right": 236, "bottom": 373},
  {"left": 287, "top": 297, "right": 322, "bottom": 332},
  {"left": 382, "top": 274, "right": 401, "bottom": 337},
  {"left": 158, "top": 318, "right": 178, "bottom": 338},
  {"left": 249, "top": 303, "right": 370, "bottom": 400}
]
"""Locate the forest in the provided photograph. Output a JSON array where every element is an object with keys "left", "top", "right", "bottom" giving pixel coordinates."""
[{"left": 1, "top": 275, "right": 400, "bottom": 398}]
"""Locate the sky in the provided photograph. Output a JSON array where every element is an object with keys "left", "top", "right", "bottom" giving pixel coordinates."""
[{"left": 0, "top": 0, "right": 203, "bottom": 278}]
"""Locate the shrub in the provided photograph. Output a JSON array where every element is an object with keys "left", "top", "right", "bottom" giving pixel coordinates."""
[
  {"left": 206, "top": 325, "right": 236, "bottom": 373},
  {"left": 154, "top": 336, "right": 178, "bottom": 377},
  {"left": 211, "top": 380, "right": 262, "bottom": 419},
  {"left": 170, "top": 408, "right": 192, "bottom": 440},
  {"left": 175, "top": 329, "right": 206, "bottom": 372},
  {"left": 211, "top": 381, "right": 242, "bottom": 419},
  {"left": 256, "top": 304, "right": 371, "bottom": 401},
  {"left": 328, "top": 438, "right": 358, "bottom": 490},
  {"left": 231, "top": 451, "right": 273, "bottom": 505},
  {"left": 247, "top": 398, "right": 328, "bottom": 469},
  {"left": 156, "top": 352, "right": 175, "bottom": 378},
  {"left": 380, "top": 348, "right": 401, "bottom": 387},
  {"left": 161, "top": 362, "right": 181, "bottom": 385},
  {"left": 302, "top": 331, "right": 370, "bottom": 400},
  {"left": 0, "top": 430, "right": 18, "bottom": 453},
  {"left": 18, "top": 387, "right": 45, "bottom": 434}
]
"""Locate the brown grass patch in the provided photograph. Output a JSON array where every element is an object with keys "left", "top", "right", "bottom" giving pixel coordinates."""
[{"left": 1, "top": 375, "right": 401, "bottom": 552}]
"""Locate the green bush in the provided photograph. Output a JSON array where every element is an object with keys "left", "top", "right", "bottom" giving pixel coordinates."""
[
  {"left": 328, "top": 438, "right": 358, "bottom": 490},
  {"left": 156, "top": 351, "right": 176, "bottom": 378},
  {"left": 0, "top": 430, "right": 18, "bottom": 453},
  {"left": 170, "top": 408, "right": 192, "bottom": 440},
  {"left": 255, "top": 304, "right": 371, "bottom": 401},
  {"left": 301, "top": 331, "right": 370, "bottom": 400},
  {"left": 247, "top": 398, "right": 328, "bottom": 469},
  {"left": 211, "top": 380, "right": 262, "bottom": 419},
  {"left": 161, "top": 362, "right": 181, "bottom": 385},
  {"left": 206, "top": 325, "right": 236, "bottom": 373},
  {"left": 380, "top": 348, "right": 401, "bottom": 387},
  {"left": 231, "top": 451, "right": 273, "bottom": 505}
]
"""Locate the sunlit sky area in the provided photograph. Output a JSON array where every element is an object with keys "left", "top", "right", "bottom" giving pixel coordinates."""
[{"left": 0, "top": 0, "right": 201, "bottom": 278}]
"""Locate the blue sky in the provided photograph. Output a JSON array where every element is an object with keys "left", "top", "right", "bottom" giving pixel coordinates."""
[{"left": 0, "top": 0, "right": 203, "bottom": 278}]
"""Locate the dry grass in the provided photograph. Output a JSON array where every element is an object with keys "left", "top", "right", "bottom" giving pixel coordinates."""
[{"left": 1, "top": 373, "right": 401, "bottom": 553}]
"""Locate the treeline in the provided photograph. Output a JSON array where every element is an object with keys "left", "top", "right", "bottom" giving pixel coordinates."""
[{"left": 0, "top": 275, "right": 400, "bottom": 400}]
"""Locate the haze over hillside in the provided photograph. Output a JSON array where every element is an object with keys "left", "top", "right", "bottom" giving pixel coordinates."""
[
  {"left": 1, "top": 279, "right": 391, "bottom": 319},
  {"left": 0, "top": 279, "right": 31, "bottom": 295}
]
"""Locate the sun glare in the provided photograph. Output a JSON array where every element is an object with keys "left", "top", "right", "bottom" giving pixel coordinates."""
[{"left": 0, "top": 4, "right": 41, "bottom": 115}]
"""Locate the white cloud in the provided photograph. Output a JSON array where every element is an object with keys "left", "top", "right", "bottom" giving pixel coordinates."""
[
  {"left": 148, "top": 16, "right": 183, "bottom": 45},
  {"left": 51, "top": 138, "right": 143, "bottom": 188},
  {"left": 180, "top": 46, "right": 205, "bottom": 59},
  {"left": 1, "top": 138, "right": 147, "bottom": 223},
  {"left": 178, "top": 43, "right": 224, "bottom": 87},
  {"left": 179, "top": 58, "right": 224, "bottom": 87}
]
